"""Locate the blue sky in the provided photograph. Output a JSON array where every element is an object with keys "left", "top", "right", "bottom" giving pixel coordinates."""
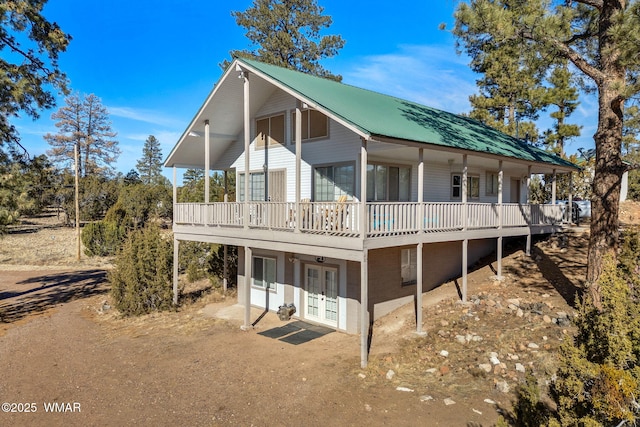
[{"left": 14, "top": 0, "right": 597, "bottom": 179}]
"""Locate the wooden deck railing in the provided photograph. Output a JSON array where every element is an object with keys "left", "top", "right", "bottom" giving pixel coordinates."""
[{"left": 174, "top": 202, "right": 564, "bottom": 237}]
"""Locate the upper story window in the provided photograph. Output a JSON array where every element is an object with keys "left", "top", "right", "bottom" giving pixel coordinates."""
[
  {"left": 452, "top": 174, "right": 479, "bottom": 199},
  {"left": 292, "top": 109, "right": 329, "bottom": 142},
  {"left": 256, "top": 113, "right": 285, "bottom": 148},
  {"left": 486, "top": 172, "right": 499, "bottom": 196},
  {"left": 367, "top": 164, "right": 411, "bottom": 202}
]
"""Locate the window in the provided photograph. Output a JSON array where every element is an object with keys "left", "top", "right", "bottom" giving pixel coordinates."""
[
  {"left": 292, "top": 109, "right": 329, "bottom": 142},
  {"left": 237, "top": 170, "right": 287, "bottom": 202},
  {"left": 401, "top": 248, "right": 417, "bottom": 286},
  {"left": 451, "top": 174, "right": 479, "bottom": 199},
  {"left": 367, "top": 164, "right": 411, "bottom": 202},
  {"left": 253, "top": 256, "right": 276, "bottom": 290},
  {"left": 486, "top": 172, "right": 499, "bottom": 196},
  {"left": 237, "top": 172, "right": 265, "bottom": 201},
  {"left": 256, "top": 113, "right": 285, "bottom": 148},
  {"left": 314, "top": 163, "right": 355, "bottom": 201}
]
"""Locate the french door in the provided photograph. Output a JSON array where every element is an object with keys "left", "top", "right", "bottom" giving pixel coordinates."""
[{"left": 304, "top": 265, "right": 338, "bottom": 327}]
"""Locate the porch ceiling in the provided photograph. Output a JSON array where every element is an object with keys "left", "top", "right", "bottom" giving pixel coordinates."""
[
  {"left": 367, "top": 141, "right": 572, "bottom": 175},
  {"left": 164, "top": 66, "right": 278, "bottom": 170}
]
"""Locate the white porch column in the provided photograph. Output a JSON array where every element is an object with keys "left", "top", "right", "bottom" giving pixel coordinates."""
[
  {"left": 295, "top": 101, "right": 302, "bottom": 233},
  {"left": 497, "top": 160, "right": 503, "bottom": 279},
  {"left": 204, "top": 119, "right": 210, "bottom": 204},
  {"left": 526, "top": 165, "right": 532, "bottom": 203},
  {"left": 241, "top": 68, "right": 250, "bottom": 229},
  {"left": 416, "top": 242, "right": 425, "bottom": 334},
  {"left": 418, "top": 148, "right": 424, "bottom": 234},
  {"left": 224, "top": 170, "right": 228, "bottom": 202},
  {"left": 242, "top": 246, "right": 252, "bottom": 329},
  {"left": 360, "top": 139, "right": 368, "bottom": 238},
  {"left": 462, "top": 154, "right": 468, "bottom": 230},
  {"left": 360, "top": 249, "right": 369, "bottom": 368},
  {"left": 551, "top": 168, "right": 557, "bottom": 204},
  {"left": 568, "top": 172, "right": 574, "bottom": 223},
  {"left": 173, "top": 237, "right": 179, "bottom": 305},
  {"left": 172, "top": 166, "right": 177, "bottom": 220}
]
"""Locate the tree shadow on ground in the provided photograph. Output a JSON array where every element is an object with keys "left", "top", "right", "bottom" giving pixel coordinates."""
[{"left": 0, "top": 270, "right": 108, "bottom": 323}]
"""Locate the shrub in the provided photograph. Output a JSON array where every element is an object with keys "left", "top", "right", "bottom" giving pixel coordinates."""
[
  {"left": 109, "top": 224, "right": 174, "bottom": 316},
  {"left": 209, "top": 245, "right": 238, "bottom": 288},
  {"left": 81, "top": 220, "right": 125, "bottom": 256}
]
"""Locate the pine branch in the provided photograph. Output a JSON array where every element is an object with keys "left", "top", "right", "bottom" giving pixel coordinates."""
[{"left": 573, "top": 0, "right": 604, "bottom": 10}]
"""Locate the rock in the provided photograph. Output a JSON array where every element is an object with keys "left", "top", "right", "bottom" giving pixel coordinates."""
[
  {"left": 386, "top": 369, "right": 395, "bottom": 380},
  {"left": 439, "top": 350, "right": 449, "bottom": 358},
  {"left": 437, "top": 330, "right": 448, "bottom": 337},
  {"left": 396, "top": 386, "right": 414, "bottom": 392},
  {"left": 493, "top": 365, "right": 503, "bottom": 375},
  {"left": 541, "top": 293, "right": 550, "bottom": 298},
  {"left": 557, "top": 317, "right": 571, "bottom": 327},
  {"left": 506, "top": 298, "right": 520, "bottom": 307},
  {"left": 440, "top": 320, "right": 449, "bottom": 327},
  {"left": 489, "top": 352, "right": 500, "bottom": 365},
  {"left": 426, "top": 368, "right": 437, "bottom": 374},
  {"left": 543, "top": 315, "right": 552, "bottom": 323},
  {"left": 358, "top": 373, "right": 366, "bottom": 379},
  {"left": 420, "top": 395, "right": 434, "bottom": 402},
  {"left": 444, "top": 398, "right": 456, "bottom": 406},
  {"left": 516, "top": 308, "right": 524, "bottom": 317},
  {"left": 515, "top": 363, "right": 526, "bottom": 373},
  {"left": 528, "top": 342, "right": 540, "bottom": 349},
  {"left": 479, "top": 363, "right": 492, "bottom": 373},
  {"left": 484, "top": 399, "right": 496, "bottom": 405},
  {"left": 455, "top": 335, "right": 467, "bottom": 344},
  {"left": 440, "top": 365, "right": 450, "bottom": 375},
  {"left": 364, "top": 403, "right": 372, "bottom": 412},
  {"left": 495, "top": 380, "right": 510, "bottom": 393},
  {"left": 471, "top": 335, "right": 483, "bottom": 342},
  {"left": 485, "top": 299, "right": 496, "bottom": 307},
  {"left": 472, "top": 408, "right": 483, "bottom": 415}
]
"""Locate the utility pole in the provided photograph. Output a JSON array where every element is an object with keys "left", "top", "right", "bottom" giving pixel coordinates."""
[{"left": 74, "top": 142, "right": 81, "bottom": 261}]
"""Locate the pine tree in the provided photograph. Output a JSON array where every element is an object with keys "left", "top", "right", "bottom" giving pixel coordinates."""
[
  {"left": 45, "top": 93, "right": 120, "bottom": 177},
  {"left": 227, "top": 0, "right": 345, "bottom": 81},
  {"left": 451, "top": 0, "right": 640, "bottom": 294},
  {"left": 0, "top": 0, "right": 70, "bottom": 149},
  {"left": 543, "top": 64, "right": 582, "bottom": 157},
  {"left": 136, "top": 135, "right": 163, "bottom": 185}
]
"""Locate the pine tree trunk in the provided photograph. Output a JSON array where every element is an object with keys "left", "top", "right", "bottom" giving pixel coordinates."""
[{"left": 586, "top": 84, "right": 625, "bottom": 304}]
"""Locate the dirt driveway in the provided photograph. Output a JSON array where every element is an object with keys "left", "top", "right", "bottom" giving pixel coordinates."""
[{"left": 0, "top": 268, "right": 499, "bottom": 427}]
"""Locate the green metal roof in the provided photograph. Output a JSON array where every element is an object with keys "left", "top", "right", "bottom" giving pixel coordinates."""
[{"left": 240, "top": 58, "right": 578, "bottom": 170}]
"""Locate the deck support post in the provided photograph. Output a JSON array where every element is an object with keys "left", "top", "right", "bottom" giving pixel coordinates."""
[
  {"left": 462, "top": 239, "right": 468, "bottom": 303},
  {"left": 416, "top": 242, "right": 425, "bottom": 334},
  {"left": 173, "top": 238, "right": 179, "bottom": 305},
  {"left": 241, "top": 67, "right": 250, "bottom": 230},
  {"left": 242, "top": 246, "right": 252, "bottom": 330},
  {"left": 526, "top": 233, "right": 531, "bottom": 257},
  {"left": 295, "top": 101, "right": 302, "bottom": 233},
  {"left": 204, "top": 119, "right": 210, "bottom": 204},
  {"left": 360, "top": 249, "right": 369, "bottom": 368}
]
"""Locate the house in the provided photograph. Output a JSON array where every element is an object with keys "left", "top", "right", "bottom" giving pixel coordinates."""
[{"left": 164, "top": 58, "right": 579, "bottom": 367}]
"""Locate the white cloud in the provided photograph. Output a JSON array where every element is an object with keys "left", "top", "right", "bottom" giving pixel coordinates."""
[
  {"left": 108, "top": 106, "right": 183, "bottom": 127},
  {"left": 340, "top": 44, "right": 478, "bottom": 114}
]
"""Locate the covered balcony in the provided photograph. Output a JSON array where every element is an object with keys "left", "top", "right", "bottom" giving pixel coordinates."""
[{"left": 174, "top": 200, "right": 566, "bottom": 240}]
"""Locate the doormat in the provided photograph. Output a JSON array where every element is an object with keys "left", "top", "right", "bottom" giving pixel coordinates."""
[{"left": 258, "top": 320, "right": 334, "bottom": 345}]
